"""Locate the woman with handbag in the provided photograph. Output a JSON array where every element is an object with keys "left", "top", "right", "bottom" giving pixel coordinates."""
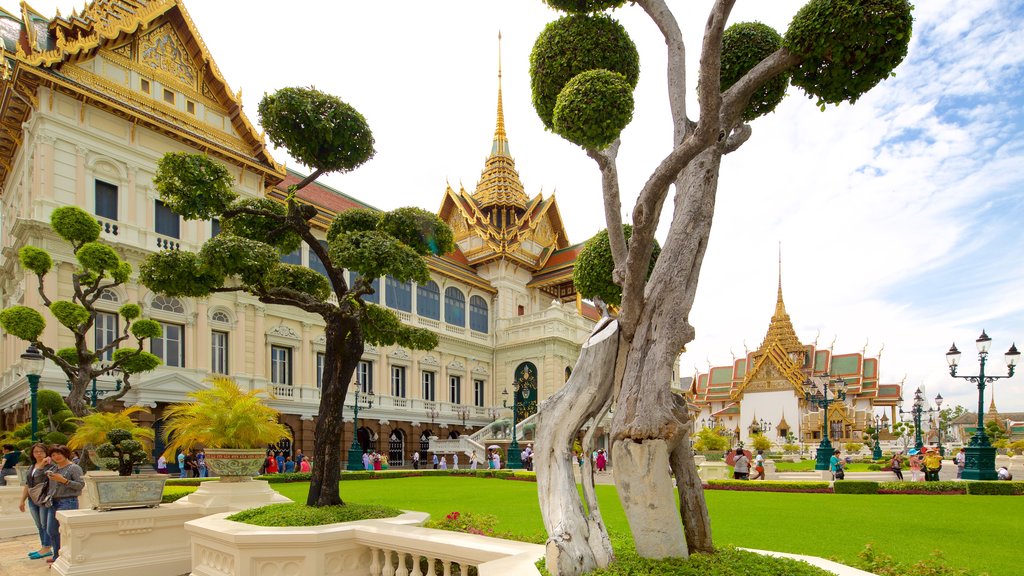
[
  {"left": 18, "top": 443, "right": 54, "bottom": 560},
  {"left": 42, "top": 445, "right": 84, "bottom": 565}
]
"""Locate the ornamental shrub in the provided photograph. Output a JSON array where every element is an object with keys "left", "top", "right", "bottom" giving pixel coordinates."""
[
  {"left": 139, "top": 250, "right": 221, "bottom": 298},
  {"left": 329, "top": 231, "right": 429, "bottom": 285},
  {"left": 153, "top": 153, "right": 237, "bottom": 219},
  {"left": 376, "top": 207, "right": 455, "bottom": 256},
  {"left": 51, "top": 206, "right": 100, "bottom": 245},
  {"left": 75, "top": 242, "right": 120, "bottom": 272},
  {"left": 573, "top": 224, "right": 660, "bottom": 307},
  {"left": 258, "top": 87, "right": 375, "bottom": 174},
  {"left": 785, "top": 0, "right": 913, "bottom": 107},
  {"left": 129, "top": 318, "right": 161, "bottom": 339},
  {"left": 220, "top": 197, "right": 302, "bottom": 254},
  {"left": 119, "top": 303, "right": 141, "bottom": 320},
  {"left": 227, "top": 502, "right": 400, "bottom": 527},
  {"left": 877, "top": 481, "right": 965, "bottom": 494},
  {"left": 49, "top": 301, "right": 90, "bottom": 330},
  {"left": 832, "top": 480, "right": 878, "bottom": 494},
  {"left": 19, "top": 246, "right": 52, "bottom": 275},
  {"left": 327, "top": 208, "right": 381, "bottom": 241},
  {"left": 553, "top": 69, "right": 634, "bottom": 149},
  {"left": 706, "top": 479, "right": 831, "bottom": 493},
  {"left": 161, "top": 485, "right": 198, "bottom": 503},
  {"left": 266, "top": 264, "right": 331, "bottom": 302},
  {"left": 543, "top": 0, "right": 626, "bottom": 13},
  {"left": 0, "top": 306, "right": 46, "bottom": 340},
  {"left": 720, "top": 21, "right": 788, "bottom": 121},
  {"left": 112, "top": 348, "right": 161, "bottom": 374},
  {"left": 966, "top": 481, "right": 1016, "bottom": 496},
  {"left": 530, "top": 14, "right": 639, "bottom": 130},
  {"left": 56, "top": 347, "right": 82, "bottom": 365},
  {"left": 199, "top": 234, "right": 279, "bottom": 287}
]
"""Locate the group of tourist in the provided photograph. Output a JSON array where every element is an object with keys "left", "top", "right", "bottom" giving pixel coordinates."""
[
  {"left": 263, "top": 449, "right": 310, "bottom": 474},
  {"left": 731, "top": 449, "right": 766, "bottom": 480},
  {"left": 16, "top": 443, "right": 84, "bottom": 565}
]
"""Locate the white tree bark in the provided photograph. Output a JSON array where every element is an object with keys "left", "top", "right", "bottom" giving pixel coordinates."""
[{"left": 536, "top": 318, "right": 619, "bottom": 575}]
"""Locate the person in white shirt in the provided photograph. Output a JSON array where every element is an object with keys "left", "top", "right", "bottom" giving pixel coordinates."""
[{"left": 452, "top": 453, "right": 459, "bottom": 470}]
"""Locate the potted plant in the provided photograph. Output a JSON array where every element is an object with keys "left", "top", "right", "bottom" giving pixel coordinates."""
[
  {"left": 69, "top": 405, "right": 154, "bottom": 471},
  {"left": 87, "top": 428, "right": 167, "bottom": 510},
  {"left": 162, "top": 376, "right": 291, "bottom": 481}
]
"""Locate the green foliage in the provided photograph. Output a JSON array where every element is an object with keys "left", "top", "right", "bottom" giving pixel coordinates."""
[
  {"left": 573, "top": 224, "right": 660, "bottom": 306},
  {"left": 161, "top": 376, "right": 291, "bottom": 454},
  {"left": 833, "top": 481, "right": 879, "bottom": 494},
  {"left": 377, "top": 207, "right": 455, "bottom": 256},
  {"left": 750, "top": 433, "right": 772, "bottom": 452},
  {"left": 965, "top": 481, "right": 1017, "bottom": 496},
  {"left": 112, "top": 348, "right": 162, "bottom": 374},
  {"left": 0, "top": 305, "right": 45, "bottom": 341},
  {"left": 75, "top": 242, "right": 120, "bottom": 273},
  {"left": 845, "top": 442, "right": 864, "bottom": 453},
  {"left": 329, "top": 230, "right": 430, "bottom": 285},
  {"left": 154, "top": 152, "right": 237, "bottom": 219},
  {"left": 36, "top": 389, "right": 68, "bottom": 415},
  {"left": 51, "top": 206, "right": 100, "bottom": 246},
  {"left": 327, "top": 208, "right": 381, "bottom": 241},
  {"left": 258, "top": 87, "right": 375, "bottom": 174},
  {"left": 543, "top": 0, "right": 626, "bottom": 13},
  {"left": 706, "top": 479, "right": 832, "bottom": 492},
  {"left": 693, "top": 427, "right": 731, "bottom": 451},
  {"left": 1008, "top": 440, "right": 1024, "bottom": 456},
  {"left": 362, "top": 303, "right": 439, "bottom": 350},
  {"left": 720, "top": 22, "right": 788, "bottom": 121},
  {"left": 228, "top": 502, "right": 400, "bottom": 527},
  {"left": 553, "top": 69, "right": 634, "bottom": 149},
  {"left": 582, "top": 543, "right": 833, "bottom": 576},
  {"left": 856, "top": 542, "right": 987, "bottom": 576},
  {"left": 95, "top": 427, "right": 151, "bottom": 476},
  {"left": 530, "top": 14, "right": 639, "bottom": 130},
  {"left": 200, "top": 234, "right": 280, "bottom": 286},
  {"left": 139, "top": 250, "right": 220, "bottom": 297},
  {"left": 43, "top": 431, "right": 69, "bottom": 445},
  {"left": 782, "top": 443, "right": 800, "bottom": 454},
  {"left": 69, "top": 405, "right": 154, "bottom": 451},
  {"left": 48, "top": 300, "right": 90, "bottom": 330},
  {"left": 161, "top": 485, "right": 198, "bottom": 503},
  {"left": 19, "top": 246, "right": 52, "bottom": 276},
  {"left": 785, "top": 0, "right": 914, "bottom": 107},
  {"left": 266, "top": 263, "right": 331, "bottom": 302},
  {"left": 221, "top": 197, "right": 302, "bottom": 254},
  {"left": 983, "top": 420, "right": 1005, "bottom": 442},
  {"left": 119, "top": 303, "right": 141, "bottom": 320},
  {"left": 111, "top": 261, "right": 132, "bottom": 284},
  {"left": 877, "top": 481, "right": 965, "bottom": 494},
  {"left": 56, "top": 347, "right": 84, "bottom": 366}
]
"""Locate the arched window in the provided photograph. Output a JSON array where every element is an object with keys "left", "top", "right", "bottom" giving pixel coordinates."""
[
  {"left": 349, "top": 272, "right": 380, "bottom": 304},
  {"left": 469, "top": 295, "right": 488, "bottom": 333},
  {"left": 444, "top": 287, "right": 465, "bottom": 327},
  {"left": 416, "top": 281, "right": 440, "bottom": 320},
  {"left": 385, "top": 276, "right": 412, "bottom": 312},
  {"left": 210, "top": 310, "right": 230, "bottom": 323},
  {"left": 98, "top": 289, "right": 119, "bottom": 303},
  {"left": 151, "top": 295, "right": 184, "bottom": 313}
]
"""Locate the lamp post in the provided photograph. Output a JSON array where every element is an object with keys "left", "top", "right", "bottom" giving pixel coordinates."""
[
  {"left": 757, "top": 419, "right": 773, "bottom": 435},
  {"left": 872, "top": 413, "right": 889, "bottom": 460},
  {"left": 455, "top": 405, "right": 470, "bottom": 429},
  {"left": 898, "top": 387, "right": 933, "bottom": 451},
  {"left": 804, "top": 376, "right": 847, "bottom": 471},
  {"left": 345, "top": 384, "right": 375, "bottom": 471},
  {"left": 21, "top": 345, "right": 45, "bottom": 442},
  {"left": 934, "top": 393, "right": 944, "bottom": 457},
  {"left": 502, "top": 384, "right": 523, "bottom": 469},
  {"left": 946, "top": 331, "right": 1018, "bottom": 480}
]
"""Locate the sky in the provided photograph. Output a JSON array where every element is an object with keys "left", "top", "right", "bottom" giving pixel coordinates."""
[{"left": 21, "top": 1, "right": 1024, "bottom": 412}]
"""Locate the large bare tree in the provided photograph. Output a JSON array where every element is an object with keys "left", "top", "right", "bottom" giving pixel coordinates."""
[{"left": 529, "top": 0, "right": 913, "bottom": 573}]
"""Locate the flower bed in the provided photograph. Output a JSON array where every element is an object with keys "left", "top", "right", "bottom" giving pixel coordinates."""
[{"left": 705, "top": 480, "right": 832, "bottom": 493}]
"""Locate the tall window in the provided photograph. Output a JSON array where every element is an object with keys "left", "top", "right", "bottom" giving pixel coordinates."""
[
  {"left": 469, "top": 295, "right": 489, "bottom": 333},
  {"left": 211, "top": 331, "right": 228, "bottom": 374},
  {"left": 349, "top": 272, "right": 380, "bottom": 304},
  {"left": 474, "top": 379, "right": 485, "bottom": 408},
  {"left": 94, "top": 311, "right": 118, "bottom": 361},
  {"left": 422, "top": 371, "right": 436, "bottom": 401},
  {"left": 154, "top": 200, "right": 180, "bottom": 238},
  {"left": 449, "top": 375, "right": 461, "bottom": 404},
  {"left": 151, "top": 322, "right": 184, "bottom": 367},
  {"left": 416, "top": 281, "right": 440, "bottom": 319},
  {"left": 309, "top": 240, "right": 330, "bottom": 277},
  {"left": 95, "top": 180, "right": 118, "bottom": 220},
  {"left": 271, "top": 346, "right": 292, "bottom": 385},
  {"left": 211, "top": 218, "right": 221, "bottom": 237},
  {"left": 357, "top": 360, "right": 373, "bottom": 393},
  {"left": 280, "top": 248, "right": 301, "bottom": 265},
  {"left": 385, "top": 276, "right": 412, "bottom": 312},
  {"left": 444, "top": 287, "right": 465, "bottom": 326},
  {"left": 316, "top": 352, "right": 325, "bottom": 388},
  {"left": 391, "top": 366, "right": 406, "bottom": 397}
]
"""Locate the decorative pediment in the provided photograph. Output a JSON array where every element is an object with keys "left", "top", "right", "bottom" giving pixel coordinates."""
[
  {"left": 313, "top": 335, "right": 327, "bottom": 346},
  {"left": 448, "top": 360, "right": 465, "bottom": 371},
  {"left": 138, "top": 22, "right": 198, "bottom": 90},
  {"left": 390, "top": 348, "right": 410, "bottom": 360},
  {"left": 266, "top": 325, "right": 300, "bottom": 339},
  {"left": 421, "top": 355, "right": 439, "bottom": 366}
]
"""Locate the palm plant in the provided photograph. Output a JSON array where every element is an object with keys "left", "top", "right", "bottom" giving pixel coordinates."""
[
  {"left": 161, "top": 376, "right": 290, "bottom": 456},
  {"left": 68, "top": 405, "right": 154, "bottom": 451}
]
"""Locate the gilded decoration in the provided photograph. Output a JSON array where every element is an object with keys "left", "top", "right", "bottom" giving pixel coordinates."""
[
  {"left": 112, "top": 42, "right": 133, "bottom": 60},
  {"left": 534, "top": 217, "right": 554, "bottom": 246},
  {"left": 139, "top": 23, "right": 197, "bottom": 89}
]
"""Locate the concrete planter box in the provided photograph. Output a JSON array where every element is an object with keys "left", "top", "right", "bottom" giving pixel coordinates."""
[
  {"left": 86, "top": 473, "right": 168, "bottom": 511},
  {"left": 204, "top": 448, "right": 265, "bottom": 480}
]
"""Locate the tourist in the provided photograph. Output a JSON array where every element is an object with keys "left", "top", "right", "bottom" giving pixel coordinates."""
[
  {"left": 265, "top": 452, "right": 278, "bottom": 474},
  {"left": 185, "top": 451, "right": 199, "bottom": 478},
  {"left": 373, "top": 452, "right": 382, "bottom": 471},
  {"left": 275, "top": 451, "right": 285, "bottom": 473},
  {"left": 71, "top": 451, "right": 80, "bottom": 466},
  {"left": 830, "top": 449, "right": 844, "bottom": 480},
  {"left": 18, "top": 443, "right": 53, "bottom": 560},
  {"left": 157, "top": 454, "right": 168, "bottom": 474},
  {"left": 452, "top": 453, "right": 459, "bottom": 470},
  {"left": 522, "top": 444, "right": 534, "bottom": 471},
  {"left": 596, "top": 449, "right": 607, "bottom": 472},
  {"left": 197, "top": 449, "right": 207, "bottom": 478},
  {"left": 890, "top": 451, "right": 904, "bottom": 481},
  {"left": 954, "top": 448, "right": 965, "bottom": 480},
  {"left": 470, "top": 452, "right": 478, "bottom": 470},
  {"left": 492, "top": 449, "right": 502, "bottom": 470},
  {"left": 299, "top": 458, "right": 311, "bottom": 473},
  {"left": 381, "top": 455, "right": 389, "bottom": 470},
  {"left": 283, "top": 456, "right": 295, "bottom": 473},
  {"left": 732, "top": 448, "right": 749, "bottom": 480},
  {"left": 0, "top": 444, "right": 19, "bottom": 486},
  {"left": 923, "top": 448, "right": 942, "bottom": 481},
  {"left": 362, "top": 451, "right": 371, "bottom": 471},
  {"left": 412, "top": 451, "right": 420, "bottom": 469},
  {"left": 440, "top": 455, "right": 448, "bottom": 470},
  {"left": 433, "top": 453, "right": 439, "bottom": 469},
  {"left": 294, "top": 449, "right": 305, "bottom": 467},
  {"left": 750, "top": 450, "right": 766, "bottom": 480},
  {"left": 43, "top": 445, "right": 84, "bottom": 565},
  {"left": 997, "top": 466, "right": 1012, "bottom": 481},
  {"left": 177, "top": 450, "right": 187, "bottom": 478},
  {"left": 908, "top": 449, "right": 922, "bottom": 482}
]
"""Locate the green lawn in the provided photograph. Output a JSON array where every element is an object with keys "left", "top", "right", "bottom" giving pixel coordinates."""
[
  {"left": 773, "top": 460, "right": 882, "bottom": 472},
  {"left": 271, "top": 477, "right": 1021, "bottom": 576}
]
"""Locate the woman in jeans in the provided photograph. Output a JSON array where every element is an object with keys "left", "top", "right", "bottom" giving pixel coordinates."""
[
  {"left": 17, "top": 443, "right": 54, "bottom": 559},
  {"left": 42, "top": 445, "right": 84, "bottom": 565}
]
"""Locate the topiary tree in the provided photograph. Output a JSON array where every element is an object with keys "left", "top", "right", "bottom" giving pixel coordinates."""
[
  {"left": 94, "top": 428, "right": 149, "bottom": 477},
  {"left": 752, "top": 433, "right": 772, "bottom": 452},
  {"left": 0, "top": 207, "right": 162, "bottom": 417},
  {"left": 139, "top": 86, "right": 454, "bottom": 507},
  {"left": 692, "top": 427, "right": 730, "bottom": 452},
  {"left": 530, "top": 0, "right": 913, "bottom": 572}
]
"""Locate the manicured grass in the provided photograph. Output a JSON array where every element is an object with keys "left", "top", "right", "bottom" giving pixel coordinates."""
[
  {"left": 269, "top": 477, "right": 1023, "bottom": 576},
  {"left": 773, "top": 460, "right": 882, "bottom": 472}
]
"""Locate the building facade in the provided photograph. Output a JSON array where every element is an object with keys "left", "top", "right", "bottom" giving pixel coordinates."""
[{"left": 0, "top": 0, "right": 599, "bottom": 465}]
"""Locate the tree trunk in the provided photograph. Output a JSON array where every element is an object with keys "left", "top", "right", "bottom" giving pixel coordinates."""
[
  {"left": 306, "top": 317, "right": 362, "bottom": 507},
  {"left": 65, "top": 369, "right": 93, "bottom": 417},
  {"left": 536, "top": 318, "right": 618, "bottom": 576},
  {"left": 670, "top": 418, "right": 714, "bottom": 553}
]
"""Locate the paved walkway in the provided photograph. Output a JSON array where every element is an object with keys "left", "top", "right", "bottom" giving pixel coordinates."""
[{"left": 0, "top": 534, "right": 53, "bottom": 576}]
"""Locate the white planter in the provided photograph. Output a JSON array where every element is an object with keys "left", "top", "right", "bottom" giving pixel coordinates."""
[
  {"left": 204, "top": 448, "right": 265, "bottom": 480},
  {"left": 86, "top": 473, "right": 169, "bottom": 511}
]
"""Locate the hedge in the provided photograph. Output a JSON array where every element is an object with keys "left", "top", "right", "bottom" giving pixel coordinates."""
[
  {"left": 877, "top": 481, "right": 966, "bottom": 495},
  {"left": 705, "top": 480, "right": 831, "bottom": 493},
  {"left": 832, "top": 481, "right": 878, "bottom": 494},
  {"left": 161, "top": 485, "right": 198, "bottom": 503},
  {"left": 966, "top": 481, "right": 1024, "bottom": 496}
]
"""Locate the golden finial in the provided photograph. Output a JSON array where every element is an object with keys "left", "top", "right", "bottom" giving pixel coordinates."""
[{"left": 493, "top": 30, "right": 508, "bottom": 155}]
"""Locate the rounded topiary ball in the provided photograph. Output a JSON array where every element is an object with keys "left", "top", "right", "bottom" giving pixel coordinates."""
[
  {"left": 785, "top": 0, "right": 913, "bottom": 106},
  {"left": 543, "top": 0, "right": 626, "bottom": 13},
  {"left": 530, "top": 14, "right": 639, "bottom": 130},
  {"left": 573, "top": 224, "right": 660, "bottom": 307},
  {"left": 721, "top": 22, "right": 788, "bottom": 122},
  {"left": 553, "top": 69, "right": 634, "bottom": 150}
]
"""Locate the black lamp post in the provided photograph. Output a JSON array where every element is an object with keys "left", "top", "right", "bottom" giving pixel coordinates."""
[
  {"left": 805, "top": 376, "right": 847, "bottom": 471},
  {"left": 871, "top": 413, "right": 889, "bottom": 460},
  {"left": 345, "top": 384, "right": 375, "bottom": 471},
  {"left": 946, "top": 331, "right": 1018, "bottom": 480},
  {"left": 934, "top": 393, "right": 944, "bottom": 457},
  {"left": 898, "top": 387, "right": 934, "bottom": 451},
  {"left": 20, "top": 345, "right": 45, "bottom": 443},
  {"left": 502, "top": 384, "right": 523, "bottom": 469}
]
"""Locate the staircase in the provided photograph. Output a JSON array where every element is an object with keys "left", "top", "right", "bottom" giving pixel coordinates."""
[{"left": 428, "top": 413, "right": 538, "bottom": 462}]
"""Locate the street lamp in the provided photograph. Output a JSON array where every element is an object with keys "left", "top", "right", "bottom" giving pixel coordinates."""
[
  {"left": 804, "top": 375, "right": 847, "bottom": 471},
  {"left": 345, "top": 384, "right": 375, "bottom": 471},
  {"left": 898, "top": 387, "right": 934, "bottom": 451},
  {"left": 455, "top": 405, "right": 470, "bottom": 428},
  {"left": 502, "top": 384, "right": 523, "bottom": 469},
  {"left": 946, "top": 331, "right": 1018, "bottom": 480},
  {"left": 934, "top": 393, "right": 945, "bottom": 457},
  {"left": 872, "top": 413, "right": 889, "bottom": 460},
  {"left": 20, "top": 345, "right": 45, "bottom": 442},
  {"left": 758, "top": 419, "right": 773, "bottom": 434}
]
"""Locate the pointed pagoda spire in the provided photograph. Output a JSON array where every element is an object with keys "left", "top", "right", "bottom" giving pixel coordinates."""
[
  {"left": 492, "top": 30, "right": 509, "bottom": 157},
  {"left": 754, "top": 245, "right": 804, "bottom": 357}
]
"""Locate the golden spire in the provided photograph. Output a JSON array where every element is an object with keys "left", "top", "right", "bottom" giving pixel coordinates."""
[
  {"left": 493, "top": 30, "right": 508, "bottom": 155},
  {"left": 754, "top": 247, "right": 804, "bottom": 357}
]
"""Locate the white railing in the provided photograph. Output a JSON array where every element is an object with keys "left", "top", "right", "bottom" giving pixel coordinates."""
[{"left": 271, "top": 385, "right": 294, "bottom": 398}]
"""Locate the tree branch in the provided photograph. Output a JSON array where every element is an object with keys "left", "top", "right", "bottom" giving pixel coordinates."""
[
  {"left": 720, "top": 47, "right": 801, "bottom": 130},
  {"left": 638, "top": 0, "right": 688, "bottom": 141},
  {"left": 33, "top": 273, "right": 52, "bottom": 308},
  {"left": 290, "top": 168, "right": 326, "bottom": 193},
  {"left": 587, "top": 142, "right": 627, "bottom": 282},
  {"left": 723, "top": 124, "right": 752, "bottom": 155}
]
